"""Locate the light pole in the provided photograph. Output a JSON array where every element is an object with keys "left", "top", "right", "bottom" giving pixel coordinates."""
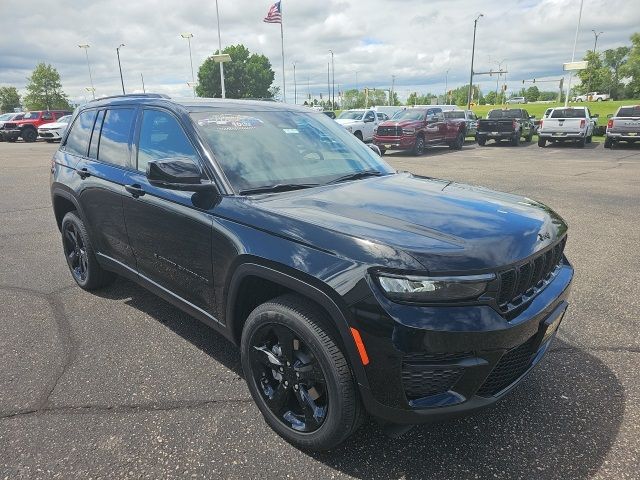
[
  {"left": 181, "top": 33, "right": 196, "bottom": 97},
  {"left": 214, "top": 0, "right": 227, "bottom": 98},
  {"left": 292, "top": 62, "right": 297, "bottom": 104},
  {"left": 467, "top": 14, "right": 483, "bottom": 109},
  {"left": 565, "top": 0, "right": 584, "bottom": 106},
  {"left": 592, "top": 29, "right": 603, "bottom": 53},
  {"left": 78, "top": 44, "right": 95, "bottom": 99},
  {"left": 329, "top": 50, "right": 335, "bottom": 110},
  {"left": 445, "top": 69, "right": 449, "bottom": 104},
  {"left": 390, "top": 75, "right": 396, "bottom": 106},
  {"left": 116, "top": 44, "right": 126, "bottom": 95}
]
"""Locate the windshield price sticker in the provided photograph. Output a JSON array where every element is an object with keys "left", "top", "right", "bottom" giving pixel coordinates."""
[{"left": 197, "top": 114, "right": 264, "bottom": 130}]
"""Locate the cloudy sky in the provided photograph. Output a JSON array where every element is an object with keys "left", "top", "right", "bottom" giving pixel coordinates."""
[{"left": 1, "top": 0, "right": 638, "bottom": 104}]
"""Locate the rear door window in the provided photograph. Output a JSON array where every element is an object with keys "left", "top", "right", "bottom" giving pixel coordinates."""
[
  {"left": 96, "top": 108, "right": 135, "bottom": 167},
  {"left": 64, "top": 110, "right": 98, "bottom": 157}
]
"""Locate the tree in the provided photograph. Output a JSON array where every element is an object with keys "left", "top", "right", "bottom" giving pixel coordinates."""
[
  {"left": 449, "top": 85, "right": 481, "bottom": 106},
  {"left": 621, "top": 33, "right": 640, "bottom": 99},
  {"left": 602, "top": 46, "right": 630, "bottom": 99},
  {"left": 525, "top": 86, "right": 540, "bottom": 102},
  {"left": 196, "top": 44, "right": 275, "bottom": 99},
  {"left": 0, "top": 86, "right": 21, "bottom": 113},
  {"left": 576, "top": 51, "right": 613, "bottom": 95},
  {"left": 23, "top": 63, "right": 71, "bottom": 110}
]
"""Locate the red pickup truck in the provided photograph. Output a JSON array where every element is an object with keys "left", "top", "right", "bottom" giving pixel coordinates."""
[
  {"left": 373, "top": 107, "right": 466, "bottom": 155},
  {"left": 0, "top": 110, "right": 72, "bottom": 142}
]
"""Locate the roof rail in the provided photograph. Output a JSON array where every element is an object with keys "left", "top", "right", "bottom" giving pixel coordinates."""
[{"left": 89, "top": 93, "right": 170, "bottom": 103}]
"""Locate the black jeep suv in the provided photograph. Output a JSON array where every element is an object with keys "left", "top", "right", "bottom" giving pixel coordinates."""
[{"left": 50, "top": 94, "right": 573, "bottom": 450}]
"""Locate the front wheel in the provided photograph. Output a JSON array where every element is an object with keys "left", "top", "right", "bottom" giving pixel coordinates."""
[
  {"left": 241, "top": 294, "right": 364, "bottom": 451},
  {"left": 449, "top": 131, "right": 464, "bottom": 150},
  {"left": 354, "top": 131, "right": 363, "bottom": 142},
  {"left": 21, "top": 128, "right": 37, "bottom": 143},
  {"left": 413, "top": 135, "right": 425, "bottom": 155},
  {"left": 61, "top": 212, "right": 116, "bottom": 290}
]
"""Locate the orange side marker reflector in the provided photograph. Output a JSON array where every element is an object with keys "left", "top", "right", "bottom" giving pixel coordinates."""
[{"left": 350, "top": 327, "right": 370, "bottom": 366}]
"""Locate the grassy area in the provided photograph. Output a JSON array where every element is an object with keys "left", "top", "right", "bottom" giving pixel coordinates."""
[{"left": 470, "top": 100, "right": 639, "bottom": 125}]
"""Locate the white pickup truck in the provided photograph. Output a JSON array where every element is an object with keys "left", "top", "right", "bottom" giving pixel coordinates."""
[
  {"left": 604, "top": 105, "right": 640, "bottom": 148},
  {"left": 537, "top": 106, "right": 596, "bottom": 147},
  {"left": 574, "top": 92, "right": 610, "bottom": 102},
  {"left": 335, "top": 109, "right": 379, "bottom": 142}
]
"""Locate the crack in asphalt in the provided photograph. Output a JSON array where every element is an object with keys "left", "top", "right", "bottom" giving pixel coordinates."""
[{"left": 0, "top": 398, "right": 254, "bottom": 420}]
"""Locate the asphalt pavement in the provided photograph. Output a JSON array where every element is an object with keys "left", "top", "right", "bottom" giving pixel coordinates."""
[{"left": 1, "top": 139, "right": 638, "bottom": 479}]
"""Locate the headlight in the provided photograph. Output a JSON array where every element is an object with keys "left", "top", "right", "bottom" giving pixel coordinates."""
[
  {"left": 375, "top": 273, "right": 495, "bottom": 303},
  {"left": 402, "top": 128, "right": 416, "bottom": 135},
  {"left": 346, "top": 126, "right": 353, "bottom": 132}
]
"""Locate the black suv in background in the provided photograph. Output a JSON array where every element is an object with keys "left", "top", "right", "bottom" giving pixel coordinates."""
[{"left": 50, "top": 94, "right": 573, "bottom": 450}]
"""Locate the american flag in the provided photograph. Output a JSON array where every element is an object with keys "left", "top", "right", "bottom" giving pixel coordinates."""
[{"left": 263, "top": 1, "right": 282, "bottom": 24}]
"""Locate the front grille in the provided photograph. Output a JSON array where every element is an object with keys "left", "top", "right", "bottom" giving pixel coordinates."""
[
  {"left": 497, "top": 236, "right": 566, "bottom": 310},
  {"left": 402, "top": 365, "right": 463, "bottom": 400},
  {"left": 377, "top": 125, "right": 402, "bottom": 136},
  {"left": 477, "top": 336, "right": 538, "bottom": 397}
]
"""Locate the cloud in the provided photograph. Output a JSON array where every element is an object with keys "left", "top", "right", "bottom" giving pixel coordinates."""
[{"left": 0, "top": 0, "right": 638, "bottom": 104}]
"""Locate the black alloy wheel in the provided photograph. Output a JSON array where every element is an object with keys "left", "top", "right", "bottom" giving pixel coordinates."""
[
  {"left": 241, "top": 295, "right": 364, "bottom": 450},
  {"left": 249, "top": 323, "right": 328, "bottom": 433},
  {"left": 63, "top": 220, "right": 89, "bottom": 283},
  {"left": 413, "top": 135, "right": 425, "bottom": 155}
]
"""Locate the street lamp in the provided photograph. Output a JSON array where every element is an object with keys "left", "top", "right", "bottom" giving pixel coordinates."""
[
  {"left": 116, "top": 44, "right": 126, "bottom": 95},
  {"left": 181, "top": 33, "right": 196, "bottom": 97},
  {"left": 329, "top": 50, "right": 335, "bottom": 110},
  {"left": 467, "top": 14, "right": 483, "bottom": 109},
  {"left": 445, "top": 69, "right": 449, "bottom": 104},
  {"left": 212, "top": 54, "right": 231, "bottom": 98},
  {"left": 214, "top": 0, "right": 227, "bottom": 98},
  {"left": 292, "top": 61, "right": 297, "bottom": 104},
  {"left": 564, "top": 0, "right": 584, "bottom": 106},
  {"left": 78, "top": 44, "right": 95, "bottom": 99},
  {"left": 592, "top": 30, "right": 603, "bottom": 53}
]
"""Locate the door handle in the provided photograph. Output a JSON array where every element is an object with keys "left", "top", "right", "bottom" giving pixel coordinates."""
[
  {"left": 77, "top": 167, "right": 91, "bottom": 179},
  {"left": 125, "top": 184, "right": 146, "bottom": 197}
]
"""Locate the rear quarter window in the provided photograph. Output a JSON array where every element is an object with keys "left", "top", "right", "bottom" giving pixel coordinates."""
[
  {"left": 64, "top": 110, "right": 98, "bottom": 157},
  {"left": 617, "top": 107, "right": 640, "bottom": 117}
]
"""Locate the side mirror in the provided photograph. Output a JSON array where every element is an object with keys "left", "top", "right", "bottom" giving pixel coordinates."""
[
  {"left": 147, "top": 158, "right": 215, "bottom": 192},
  {"left": 368, "top": 144, "right": 382, "bottom": 156},
  {"left": 529, "top": 115, "right": 536, "bottom": 119},
  {"left": 591, "top": 114, "right": 599, "bottom": 118},
  {"left": 364, "top": 117, "right": 374, "bottom": 123}
]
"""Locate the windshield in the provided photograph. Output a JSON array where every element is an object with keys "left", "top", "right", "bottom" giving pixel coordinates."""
[
  {"left": 444, "top": 111, "right": 466, "bottom": 119},
  {"left": 22, "top": 111, "right": 40, "bottom": 119},
  {"left": 392, "top": 109, "right": 426, "bottom": 121},
  {"left": 57, "top": 115, "right": 72, "bottom": 124},
  {"left": 617, "top": 106, "right": 640, "bottom": 117},
  {"left": 550, "top": 108, "right": 586, "bottom": 118},
  {"left": 337, "top": 110, "right": 364, "bottom": 120},
  {"left": 487, "top": 110, "right": 522, "bottom": 119},
  {"left": 191, "top": 109, "right": 394, "bottom": 193}
]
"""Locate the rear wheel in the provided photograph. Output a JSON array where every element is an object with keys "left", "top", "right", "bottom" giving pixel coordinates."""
[
  {"left": 604, "top": 137, "right": 613, "bottom": 149},
  {"left": 241, "top": 294, "right": 364, "bottom": 451},
  {"left": 61, "top": 212, "right": 116, "bottom": 290},
  {"left": 538, "top": 138, "right": 546, "bottom": 148},
  {"left": 525, "top": 130, "right": 533, "bottom": 142},
  {"left": 511, "top": 131, "right": 521, "bottom": 146},
  {"left": 354, "top": 131, "right": 363, "bottom": 142},
  {"left": 577, "top": 136, "right": 586, "bottom": 148},
  {"left": 21, "top": 128, "right": 37, "bottom": 143},
  {"left": 477, "top": 136, "right": 486, "bottom": 146},
  {"left": 586, "top": 135, "right": 592, "bottom": 144}
]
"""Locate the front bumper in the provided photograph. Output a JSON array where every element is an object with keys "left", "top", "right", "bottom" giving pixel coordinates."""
[
  {"left": 373, "top": 135, "right": 416, "bottom": 151},
  {"left": 350, "top": 259, "right": 574, "bottom": 424},
  {"left": 2, "top": 129, "right": 21, "bottom": 141},
  {"left": 38, "top": 129, "right": 63, "bottom": 140}
]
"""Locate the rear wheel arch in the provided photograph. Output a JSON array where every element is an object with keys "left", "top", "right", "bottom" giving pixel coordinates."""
[
  {"left": 225, "top": 261, "right": 370, "bottom": 388},
  {"left": 52, "top": 190, "right": 81, "bottom": 231}
]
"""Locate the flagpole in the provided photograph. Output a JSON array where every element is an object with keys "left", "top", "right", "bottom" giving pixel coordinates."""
[{"left": 280, "top": 4, "right": 286, "bottom": 103}]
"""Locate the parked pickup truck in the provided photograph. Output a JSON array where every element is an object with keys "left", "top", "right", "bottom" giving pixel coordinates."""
[
  {"left": 444, "top": 109, "right": 478, "bottom": 137},
  {"left": 335, "top": 109, "right": 379, "bottom": 142},
  {"left": 373, "top": 107, "right": 466, "bottom": 155},
  {"left": 604, "top": 105, "right": 640, "bottom": 148},
  {"left": 0, "top": 110, "right": 72, "bottom": 142},
  {"left": 476, "top": 108, "right": 534, "bottom": 146},
  {"left": 574, "top": 92, "right": 610, "bottom": 102},
  {"left": 537, "top": 106, "right": 596, "bottom": 147}
]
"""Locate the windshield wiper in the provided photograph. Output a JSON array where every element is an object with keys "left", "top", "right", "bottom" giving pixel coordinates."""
[
  {"left": 239, "top": 183, "right": 319, "bottom": 195},
  {"left": 326, "top": 169, "right": 384, "bottom": 185}
]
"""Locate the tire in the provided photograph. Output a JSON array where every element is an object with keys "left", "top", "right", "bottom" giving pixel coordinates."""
[
  {"left": 511, "top": 132, "right": 520, "bottom": 146},
  {"left": 378, "top": 147, "right": 386, "bottom": 155},
  {"left": 413, "top": 135, "right": 425, "bottom": 155},
  {"left": 449, "top": 131, "right": 464, "bottom": 150},
  {"left": 587, "top": 135, "right": 592, "bottom": 144},
  {"left": 45, "top": 139, "right": 54, "bottom": 143},
  {"left": 354, "top": 131, "right": 363, "bottom": 142},
  {"left": 21, "top": 128, "right": 38, "bottom": 143},
  {"left": 241, "top": 294, "right": 364, "bottom": 451},
  {"left": 577, "top": 136, "right": 586, "bottom": 148},
  {"left": 597, "top": 98, "right": 603, "bottom": 102},
  {"left": 61, "top": 211, "right": 116, "bottom": 290},
  {"left": 604, "top": 137, "right": 613, "bottom": 149},
  {"left": 525, "top": 130, "right": 533, "bottom": 142},
  {"left": 477, "top": 136, "right": 486, "bottom": 146},
  {"left": 538, "top": 138, "right": 546, "bottom": 148}
]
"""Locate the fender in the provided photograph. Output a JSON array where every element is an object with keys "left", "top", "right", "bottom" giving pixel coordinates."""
[
  {"left": 51, "top": 186, "right": 89, "bottom": 232},
  {"left": 225, "top": 261, "right": 371, "bottom": 390}
]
